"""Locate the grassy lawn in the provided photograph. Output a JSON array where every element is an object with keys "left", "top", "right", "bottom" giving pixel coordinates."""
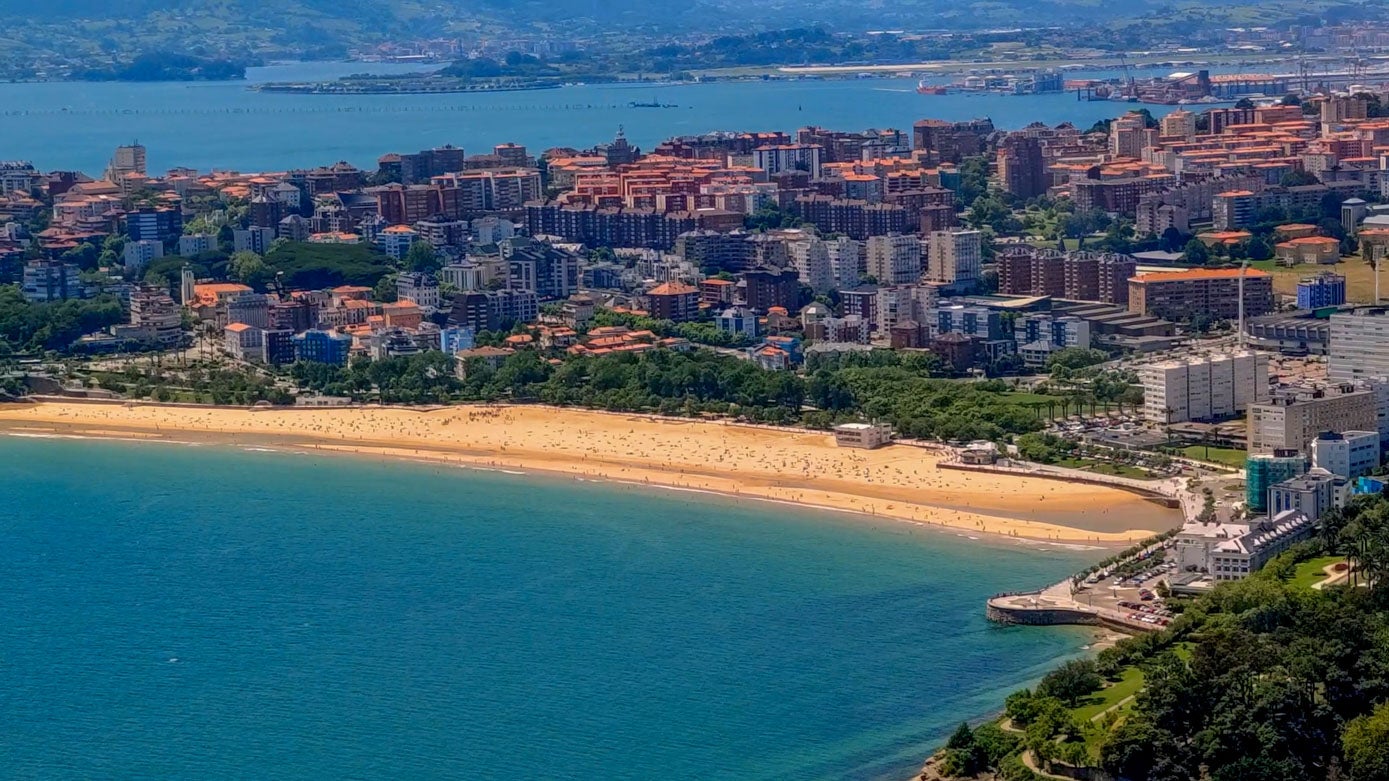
[
  {"left": 1055, "top": 458, "right": 1158, "bottom": 480},
  {"left": 1179, "top": 444, "right": 1248, "bottom": 469},
  {"left": 999, "top": 391, "right": 1063, "bottom": 405},
  {"left": 1289, "top": 555, "right": 1348, "bottom": 590},
  {"left": 1073, "top": 666, "right": 1146, "bottom": 723},
  {"left": 1248, "top": 258, "right": 1377, "bottom": 303}
]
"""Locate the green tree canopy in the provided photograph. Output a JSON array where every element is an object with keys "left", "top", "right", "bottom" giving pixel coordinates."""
[
  {"left": 1344, "top": 703, "right": 1389, "bottom": 781},
  {"left": 1183, "top": 238, "right": 1209, "bottom": 264},
  {"left": 228, "top": 250, "right": 270, "bottom": 289},
  {"left": 405, "top": 241, "right": 441, "bottom": 273}
]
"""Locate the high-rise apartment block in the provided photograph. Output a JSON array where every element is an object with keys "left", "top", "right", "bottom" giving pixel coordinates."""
[
  {"left": 865, "top": 234, "right": 923, "bottom": 286},
  {"left": 925, "top": 230, "right": 982, "bottom": 289},
  {"left": 1328, "top": 308, "right": 1389, "bottom": 384},
  {"left": 997, "top": 136, "right": 1046, "bottom": 198},
  {"left": 1140, "top": 351, "right": 1269, "bottom": 424},
  {"left": 911, "top": 118, "right": 994, "bottom": 163},
  {"left": 788, "top": 236, "right": 837, "bottom": 293}
]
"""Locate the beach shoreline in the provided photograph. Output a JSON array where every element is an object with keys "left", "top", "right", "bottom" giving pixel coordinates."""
[{"left": 0, "top": 401, "right": 1178, "bottom": 544}]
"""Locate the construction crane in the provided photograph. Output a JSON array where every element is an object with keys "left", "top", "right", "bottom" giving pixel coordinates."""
[{"left": 1118, "top": 52, "right": 1136, "bottom": 99}]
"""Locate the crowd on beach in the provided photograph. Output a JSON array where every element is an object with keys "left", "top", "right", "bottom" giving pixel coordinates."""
[{"left": 0, "top": 402, "right": 1173, "bottom": 544}]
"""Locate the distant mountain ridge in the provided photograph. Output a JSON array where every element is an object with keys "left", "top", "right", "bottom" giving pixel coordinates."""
[
  {"left": 1, "top": 0, "right": 1381, "bottom": 81},
  {"left": 0, "top": 0, "right": 1344, "bottom": 31}
]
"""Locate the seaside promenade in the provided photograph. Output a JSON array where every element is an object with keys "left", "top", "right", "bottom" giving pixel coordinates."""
[{"left": 959, "top": 456, "right": 1194, "bottom": 635}]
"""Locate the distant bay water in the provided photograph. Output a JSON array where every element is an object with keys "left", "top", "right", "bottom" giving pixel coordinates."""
[
  {"left": 0, "top": 436, "right": 1095, "bottom": 780},
  {"left": 0, "top": 62, "right": 1197, "bottom": 173}
]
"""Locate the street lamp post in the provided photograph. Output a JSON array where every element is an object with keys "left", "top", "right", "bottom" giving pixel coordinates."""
[{"left": 1237, "top": 257, "right": 1248, "bottom": 350}]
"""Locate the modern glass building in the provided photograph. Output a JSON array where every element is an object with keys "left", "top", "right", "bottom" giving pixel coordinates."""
[
  {"left": 1296, "top": 273, "right": 1346, "bottom": 310},
  {"left": 1245, "top": 450, "right": 1307, "bottom": 513},
  {"left": 292, "top": 329, "right": 352, "bottom": 365}
]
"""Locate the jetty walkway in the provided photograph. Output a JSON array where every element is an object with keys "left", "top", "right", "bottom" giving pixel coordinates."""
[{"left": 959, "top": 458, "right": 1194, "bottom": 634}]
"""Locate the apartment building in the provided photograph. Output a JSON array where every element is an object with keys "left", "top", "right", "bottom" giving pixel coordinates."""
[
  {"left": 1128, "top": 268, "right": 1274, "bottom": 321},
  {"left": 378, "top": 225, "right": 419, "bottom": 260},
  {"left": 865, "top": 233, "right": 923, "bottom": 286},
  {"left": 1248, "top": 384, "right": 1379, "bottom": 454},
  {"left": 911, "top": 118, "right": 994, "bottom": 163},
  {"left": 787, "top": 236, "right": 836, "bottom": 293},
  {"left": 1297, "top": 273, "right": 1347, "bottom": 309},
  {"left": 1140, "top": 351, "right": 1269, "bottom": 424},
  {"left": 997, "top": 246, "right": 1066, "bottom": 297},
  {"left": 925, "top": 229, "right": 982, "bottom": 289},
  {"left": 21, "top": 259, "right": 82, "bottom": 302},
  {"left": 997, "top": 136, "right": 1047, "bottom": 198},
  {"left": 645, "top": 281, "right": 700, "bottom": 322},
  {"left": 1328, "top": 307, "right": 1389, "bottom": 383},
  {"left": 396, "top": 272, "right": 441, "bottom": 314},
  {"left": 874, "top": 284, "right": 940, "bottom": 332},
  {"left": 1310, "top": 430, "right": 1381, "bottom": 479},
  {"left": 752, "top": 144, "right": 823, "bottom": 178}
]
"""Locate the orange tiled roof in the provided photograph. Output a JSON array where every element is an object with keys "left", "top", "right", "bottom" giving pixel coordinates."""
[{"left": 1135, "top": 268, "right": 1272, "bottom": 282}]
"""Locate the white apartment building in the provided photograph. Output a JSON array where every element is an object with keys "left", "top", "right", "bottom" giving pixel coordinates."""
[
  {"left": 122, "top": 239, "right": 164, "bottom": 274},
  {"left": 233, "top": 226, "right": 275, "bottom": 254},
  {"left": 1310, "top": 430, "right": 1381, "bottom": 478},
  {"left": 470, "top": 216, "right": 515, "bottom": 245},
  {"left": 819, "top": 314, "right": 871, "bottom": 344},
  {"left": 396, "top": 272, "right": 441, "bottom": 314},
  {"left": 788, "top": 237, "right": 836, "bottom": 293},
  {"left": 177, "top": 233, "right": 216, "bottom": 257},
  {"left": 926, "top": 230, "right": 982, "bottom": 288},
  {"left": 875, "top": 284, "right": 940, "bottom": 332},
  {"left": 1328, "top": 307, "right": 1389, "bottom": 384},
  {"left": 826, "top": 236, "right": 864, "bottom": 289},
  {"left": 866, "top": 234, "right": 923, "bottom": 286},
  {"left": 1140, "top": 351, "right": 1268, "bottom": 424},
  {"left": 224, "top": 322, "right": 265, "bottom": 363},
  {"left": 752, "top": 143, "right": 824, "bottom": 179},
  {"left": 1248, "top": 384, "right": 1379, "bottom": 454},
  {"left": 378, "top": 225, "right": 419, "bottom": 261},
  {"left": 440, "top": 261, "right": 484, "bottom": 292}
]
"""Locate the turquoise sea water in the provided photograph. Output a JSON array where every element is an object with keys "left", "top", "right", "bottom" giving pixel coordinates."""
[
  {"left": 0, "top": 436, "right": 1095, "bottom": 780},
  {"left": 0, "top": 62, "right": 1193, "bottom": 173}
]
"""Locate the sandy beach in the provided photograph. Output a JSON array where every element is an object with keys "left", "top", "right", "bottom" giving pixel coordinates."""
[{"left": 0, "top": 401, "right": 1177, "bottom": 543}]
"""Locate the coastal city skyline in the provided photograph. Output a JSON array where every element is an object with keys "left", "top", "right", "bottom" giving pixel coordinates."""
[{"left": 10, "top": 5, "right": 1389, "bottom": 781}]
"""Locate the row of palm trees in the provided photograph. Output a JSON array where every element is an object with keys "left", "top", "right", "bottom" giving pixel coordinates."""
[{"left": 1021, "top": 395, "right": 1134, "bottom": 422}]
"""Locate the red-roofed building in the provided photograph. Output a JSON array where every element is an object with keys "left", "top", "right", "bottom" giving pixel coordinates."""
[
  {"left": 646, "top": 281, "right": 700, "bottom": 322},
  {"left": 1274, "top": 236, "right": 1340, "bottom": 266},
  {"left": 700, "top": 278, "right": 736, "bottom": 307}
]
